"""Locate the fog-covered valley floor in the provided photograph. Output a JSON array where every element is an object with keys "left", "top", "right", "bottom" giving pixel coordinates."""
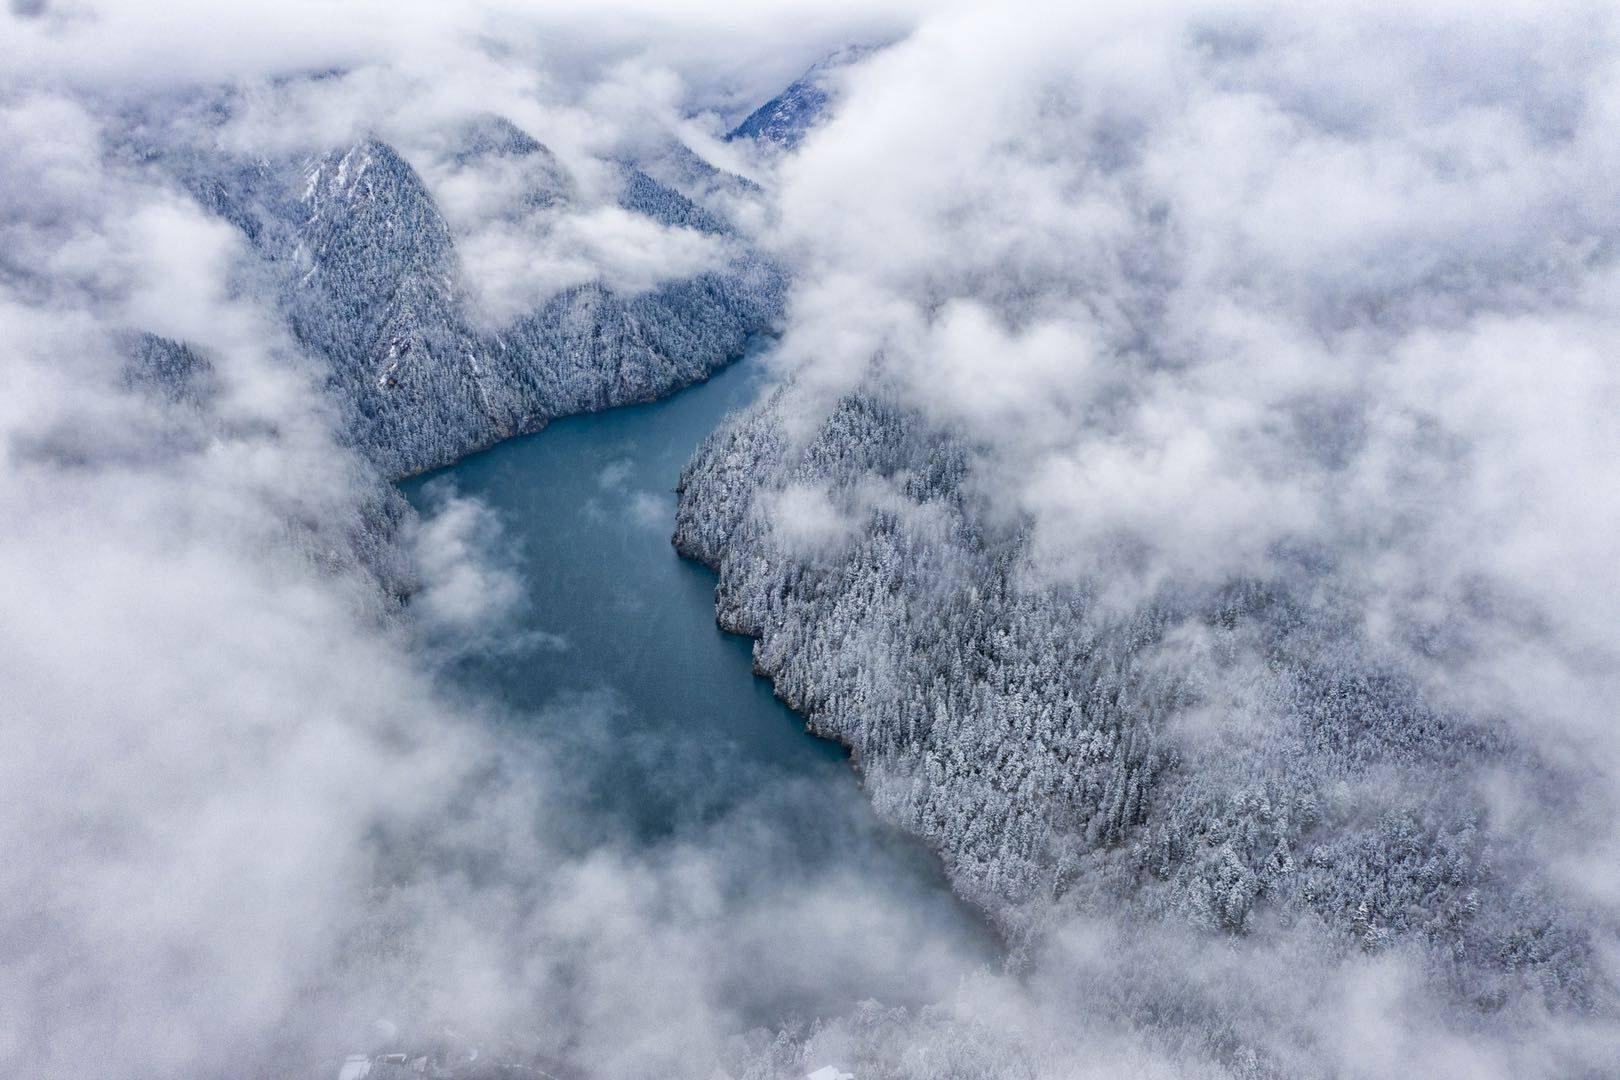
[{"left": 4, "top": 3, "right": 1620, "bottom": 1078}]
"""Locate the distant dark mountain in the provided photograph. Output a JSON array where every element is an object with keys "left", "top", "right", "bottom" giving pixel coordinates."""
[
  {"left": 632, "top": 137, "right": 763, "bottom": 202},
  {"left": 450, "top": 112, "right": 550, "bottom": 165},
  {"left": 616, "top": 160, "right": 728, "bottom": 234},
  {"left": 726, "top": 45, "right": 876, "bottom": 150}
]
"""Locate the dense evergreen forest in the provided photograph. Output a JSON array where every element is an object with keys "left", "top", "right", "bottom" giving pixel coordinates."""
[
  {"left": 8, "top": 9, "right": 1618, "bottom": 1077},
  {"left": 123, "top": 96, "right": 784, "bottom": 478},
  {"left": 677, "top": 382, "right": 1608, "bottom": 1073}
]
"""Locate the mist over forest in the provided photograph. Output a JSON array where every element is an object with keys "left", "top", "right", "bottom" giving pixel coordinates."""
[{"left": 3, "top": 2, "right": 1619, "bottom": 1078}]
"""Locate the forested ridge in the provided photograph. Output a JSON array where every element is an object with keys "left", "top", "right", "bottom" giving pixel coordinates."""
[
  {"left": 10, "top": 14, "right": 1617, "bottom": 1074},
  {"left": 125, "top": 100, "right": 784, "bottom": 479},
  {"left": 676, "top": 383, "right": 1605, "bottom": 1035}
]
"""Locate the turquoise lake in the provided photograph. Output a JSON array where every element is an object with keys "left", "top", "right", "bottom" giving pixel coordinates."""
[{"left": 400, "top": 352, "right": 996, "bottom": 1023}]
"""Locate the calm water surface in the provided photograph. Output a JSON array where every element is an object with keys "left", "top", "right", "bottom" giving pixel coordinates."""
[{"left": 400, "top": 353, "right": 996, "bottom": 1020}]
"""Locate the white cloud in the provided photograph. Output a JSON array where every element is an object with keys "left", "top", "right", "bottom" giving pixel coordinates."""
[
  {"left": 764, "top": 0, "right": 1620, "bottom": 744},
  {"left": 0, "top": 11, "right": 1002, "bottom": 1078},
  {"left": 766, "top": 483, "right": 859, "bottom": 556},
  {"left": 9, "top": 1, "right": 1620, "bottom": 1076},
  {"left": 735, "top": 2, "right": 1620, "bottom": 1071}
]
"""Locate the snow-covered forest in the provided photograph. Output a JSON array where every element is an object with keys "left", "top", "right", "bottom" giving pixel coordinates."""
[
  {"left": 122, "top": 92, "right": 784, "bottom": 478},
  {"left": 677, "top": 382, "right": 1601, "bottom": 1073},
  {"left": 678, "top": 7, "right": 1620, "bottom": 1072},
  {"left": 4, "top": 2, "right": 1620, "bottom": 1079}
]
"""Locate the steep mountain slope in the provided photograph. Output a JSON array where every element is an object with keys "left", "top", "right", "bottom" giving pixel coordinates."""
[
  {"left": 725, "top": 46, "right": 874, "bottom": 150},
  {"left": 148, "top": 104, "right": 784, "bottom": 478}
]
